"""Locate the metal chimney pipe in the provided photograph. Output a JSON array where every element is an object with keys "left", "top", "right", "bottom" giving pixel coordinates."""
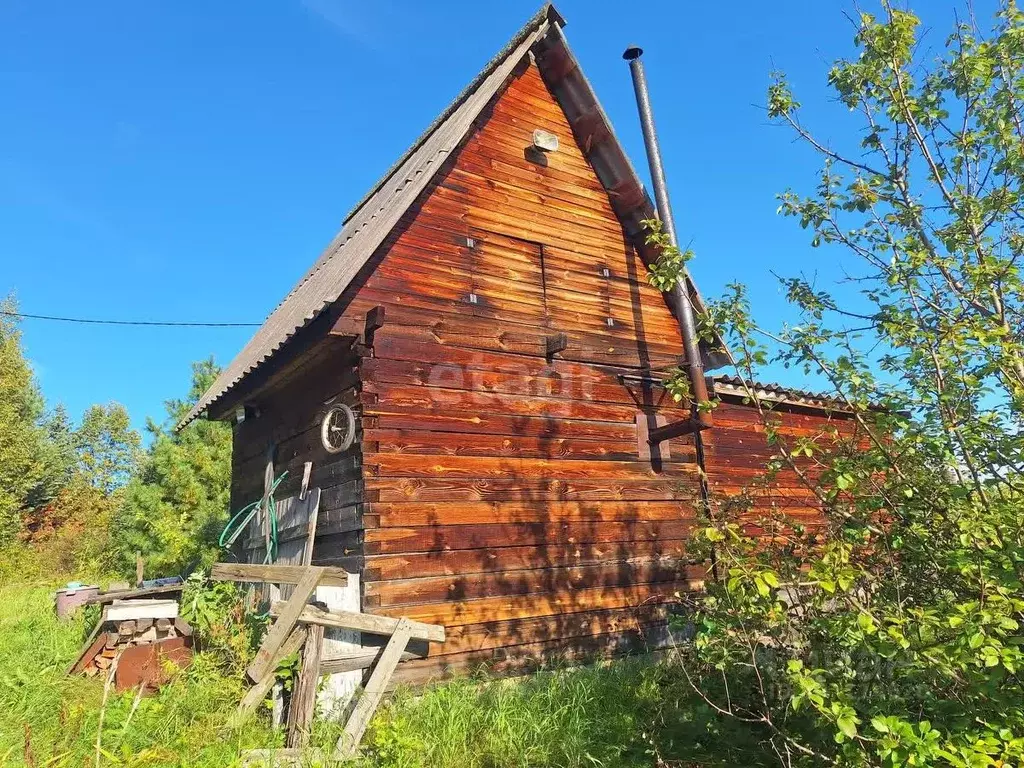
[{"left": 623, "top": 44, "right": 712, "bottom": 433}]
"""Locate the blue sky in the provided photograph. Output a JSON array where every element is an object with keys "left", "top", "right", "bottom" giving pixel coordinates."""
[{"left": 0, "top": 0, "right": 989, "bottom": 433}]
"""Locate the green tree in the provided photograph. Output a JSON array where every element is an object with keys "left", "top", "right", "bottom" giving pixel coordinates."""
[
  {"left": 113, "top": 358, "right": 232, "bottom": 576},
  {"left": 0, "top": 298, "right": 49, "bottom": 543},
  {"left": 75, "top": 402, "right": 141, "bottom": 494},
  {"left": 645, "top": 3, "right": 1024, "bottom": 765}
]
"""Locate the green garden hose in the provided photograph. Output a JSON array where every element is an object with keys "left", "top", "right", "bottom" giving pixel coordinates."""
[{"left": 219, "top": 471, "right": 289, "bottom": 564}]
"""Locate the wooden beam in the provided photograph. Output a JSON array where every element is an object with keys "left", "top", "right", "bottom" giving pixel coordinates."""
[
  {"left": 320, "top": 648, "right": 421, "bottom": 676},
  {"left": 364, "top": 305, "right": 386, "bottom": 346},
  {"left": 269, "top": 601, "right": 445, "bottom": 643},
  {"left": 246, "top": 567, "right": 324, "bottom": 682},
  {"left": 335, "top": 618, "right": 413, "bottom": 759},
  {"left": 648, "top": 417, "right": 710, "bottom": 444},
  {"left": 545, "top": 332, "right": 568, "bottom": 359},
  {"left": 229, "top": 627, "right": 308, "bottom": 728},
  {"left": 81, "top": 583, "right": 184, "bottom": 605},
  {"left": 66, "top": 610, "right": 107, "bottom": 675},
  {"left": 286, "top": 624, "right": 323, "bottom": 749},
  {"left": 211, "top": 562, "right": 350, "bottom": 588}
]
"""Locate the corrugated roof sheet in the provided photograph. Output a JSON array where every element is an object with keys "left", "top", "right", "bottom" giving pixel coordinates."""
[
  {"left": 179, "top": 5, "right": 559, "bottom": 429},
  {"left": 712, "top": 374, "right": 850, "bottom": 411}
]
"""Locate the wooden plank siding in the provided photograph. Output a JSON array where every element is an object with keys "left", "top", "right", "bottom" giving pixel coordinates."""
[
  {"left": 229, "top": 346, "right": 366, "bottom": 574},
  {"left": 704, "top": 397, "right": 862, "bottom": 543},
  {"left": 333, "top": 60, "right": 703, "bottom": 683},
  {"left": 224, "top": 58, "right": 855, "bottom": 687}
]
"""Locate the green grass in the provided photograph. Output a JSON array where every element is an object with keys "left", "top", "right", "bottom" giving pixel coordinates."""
[{"left": 0, "top": 578, "right": 771, "bottom": 767}]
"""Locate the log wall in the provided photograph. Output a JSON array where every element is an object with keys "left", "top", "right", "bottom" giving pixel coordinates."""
[
  {"left": 336, "top": 60, "right": 705, "bottom": 683},
  {"left": 229, "top": 342, "right": 365, "bottom": 574},
  {"left": 704, "top": 394, "right": 862, "bottom": 543},
  {"left": 225, "top": 58, "right": 859, "bottom": 687}
]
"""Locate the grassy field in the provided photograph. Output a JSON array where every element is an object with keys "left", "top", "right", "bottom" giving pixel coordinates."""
[{"left": 0, "top": 573, "right": 770, "bottom": 767}]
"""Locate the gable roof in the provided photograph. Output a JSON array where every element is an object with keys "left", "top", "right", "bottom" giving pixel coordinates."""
[{"left": 181, "top": 3, "right": 716, "bottom": 429}]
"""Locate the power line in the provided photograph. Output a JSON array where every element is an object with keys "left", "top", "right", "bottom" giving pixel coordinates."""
[{"left": 1, "top": 310, "right": 260, "bottom": 328}]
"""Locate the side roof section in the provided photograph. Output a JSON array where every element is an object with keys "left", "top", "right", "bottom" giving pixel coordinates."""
[{"left": 181, "top": 3, "right": 720, "bottom": 429}]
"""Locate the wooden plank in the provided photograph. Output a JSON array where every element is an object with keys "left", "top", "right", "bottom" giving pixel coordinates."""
[
  {"left": 106, "top": 600, "right": 178, "bottom": 621},
  {"left": 229, "top": 626, "right": 308, "bottom": 728},
  {"left": 81, "top": 583, "right": 184, "bottom": 605},
  {"left": 372, "top": 579, "right": 701, "bottom": 628},
  {"left": 335, "top": 618, "right": 413, "bottom": 759},
  {"left": 363, "top": 519, "right": 696, "bottom": 554},
  {"left": 286, "top": 624, "right": 323, "bottom": 749},
  {"left": 366, "top": 477, "right": 698, "bottom": 503},
  {"left": 246, "top": 567, "right": 323, "bottom": 683},
  {"left": 66, "top": 611, "right": 107, "bottom": 675},
  {"left": 320, "top": 647, "right": 421, "bottom": 675},
  {"left": 269, "top": 601, "right": 445, "bottom": 643},
  {"left": 367, "top": 500, "right": 694, "bottom": 527},
  {"left": 364, "top": 560, "right": 704, "bottom": 608},
  {"left": 302, "top": 489, "right": 320, "bottom": 566},
  {"left": 211, "top": 562, "right": 349, "bottom": 587},
  {"left": 363, "top": 539, "right": 694, "bottom": 581}
]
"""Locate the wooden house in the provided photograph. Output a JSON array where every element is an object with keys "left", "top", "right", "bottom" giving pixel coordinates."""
[{"left": 181, "top": 5, "right": 858, "bottom": 685}]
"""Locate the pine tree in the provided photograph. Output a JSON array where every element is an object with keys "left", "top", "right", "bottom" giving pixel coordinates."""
[{"left": 113, "top": 358, "right": 232, "bottom": 575}]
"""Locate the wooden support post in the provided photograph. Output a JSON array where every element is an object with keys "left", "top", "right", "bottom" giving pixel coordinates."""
[
  {"left": 246, "top": 567, "right": 324, "bottom": 683},
  {"left": 286, "top": 624, "right": 323, "bottom": 748},
  {"left": 135, "top": 552, "right": 144, "bottom": 588},
  {"left": 229, "top": 627, "right": 308, "bottom": 728},
  {"left": 334, "top": 618, "right": 414, "bottom": 759}
]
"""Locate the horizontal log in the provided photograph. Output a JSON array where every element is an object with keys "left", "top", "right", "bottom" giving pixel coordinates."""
[
  {"left": 363, "top": 540, "right": 697, "bottom": 581},
  {"left": 364, "top": 560, "right": 706, "bottom": 607},
  {"left": 211, "top": 562, "right": 351, "bottom": 587},
  {"left": 364, "top": 519, "right": 697, "bottom": 554},
  {"left": 367, "top": 500, "right": 694, "bottom": 527},
  {"left": 319, "top": 648, "right": 422, "bottom": 675},
  {"left": 436, "top": 604, "right": 670, "bottom": 656},
  {"left": 372, "top": 579, "right": 695, "bottom": 628},
  {"left": 268, "top": 602, "right": 445, "bottom": 643},
  {"left": 366, "top": 476, "right": 699, "bottom": 503},
  {"left": 364, "top": 454, "right": 699, "bottom": 481}
]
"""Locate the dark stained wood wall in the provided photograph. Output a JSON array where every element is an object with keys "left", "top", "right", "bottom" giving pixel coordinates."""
[
  {"left": 230, "top": 342, "right": 365, "bottom": 574},
  {"left": 335, "top": 60, "right": 707, "bottom": 683}
]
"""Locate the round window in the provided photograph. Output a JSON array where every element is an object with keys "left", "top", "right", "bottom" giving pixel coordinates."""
[{"left": 320, "top": 403, "right": 356, "bottom": 454}]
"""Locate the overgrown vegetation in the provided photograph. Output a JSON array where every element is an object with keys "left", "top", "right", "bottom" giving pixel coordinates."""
[
  {"left": 0, "top": 578, "right": 778, "bottom": 767},
  {"left": 643, "top": 2, "right": 1024, "bottom": 765}
]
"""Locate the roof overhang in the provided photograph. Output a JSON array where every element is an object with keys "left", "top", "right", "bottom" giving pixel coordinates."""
[{"left": 178, "top": 2, "right": 729, "bottom": 430}]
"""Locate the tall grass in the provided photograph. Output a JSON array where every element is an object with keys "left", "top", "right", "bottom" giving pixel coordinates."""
[
  {"left": 364, "top": 660, "right": 771, "bottom": 768},
  {"left": 0, "top": 573, "right": 772, "bottom": 767},
  {"left": 0, "top": 583, "right": 280, "bottom": 766}
]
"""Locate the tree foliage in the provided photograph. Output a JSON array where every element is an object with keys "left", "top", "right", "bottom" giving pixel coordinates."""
[
  {"left": 0, "top": 297, "right": 59, "bottom": 543},
  {"left": 113, "top": 358, "right": 232, "bottom": 576},
  {"left": 647, "top": 3, "right": 1024, "bottom": 765},
  {"left": 75, "top": 402, "right": 141, "bottom": 494}
]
